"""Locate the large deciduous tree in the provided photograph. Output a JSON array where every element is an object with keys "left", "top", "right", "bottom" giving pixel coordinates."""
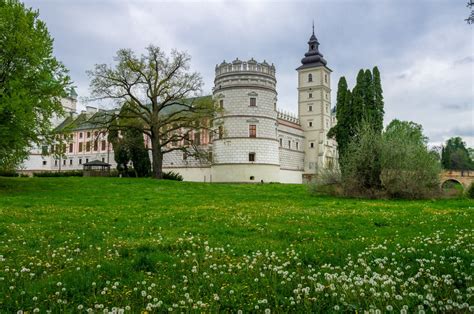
[
  {"left": 441, "top": 136, "right": 473, "bottom": 172},
  {"left": 0, "top": 0, "right": 70, "bottom": 169},
  {"left": 88, "top": 46, "right": 216, "bottom": 179}
]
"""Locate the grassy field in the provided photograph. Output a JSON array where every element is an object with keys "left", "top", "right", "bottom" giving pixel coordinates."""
[{"left": 0, "top": 177, "right": 473, "bottom": 313}]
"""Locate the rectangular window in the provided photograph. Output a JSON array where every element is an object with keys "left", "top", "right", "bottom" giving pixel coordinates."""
[
  {"left": 308, "top": 105, "right": 313, "bottom": 112},
  {"left": 183, "top": 152, "right": 187, "bottom": 160},
  {"left": 86, "top": 142, "right": 91, "bottom": 152},
  {"left": 279, "top": 138, "right": 282, "bottom": 147},
  {"left": 63, "top": 159, "right": 66, "bottom": 166},
  {"left": 218, "top": 126, "right": 224, "bottom": 139},
  {"left": 309, "top": 93, "right": 312, "bottom": 98},
  {"left": 94, "top": 141, "right": 98, "bottom": 151},
  {"left": 79, "top": 142, "right": 83, "bottom": 152},
  {"left": 79, "top": 159, "right": 82, "bottom": 165},
  {"left": 309, "top": 121, "right": 313, "bottom": 127},
  {"left": 55, "top": 160, "right": 58, "bottom": 166},
  {"left": 208, "top": 151, "right": 213, "bottom": 162},
  {"left": 87, "top": 132, "right": 91, "bottom": 138},
  {"left": 219, "top": 99, "right": 224, "bottom": 109},
  {"left": 94, "top": 131, "right": 98, "bottom": 138},
  {"left": 41, "top": 145, "right": 48, "bottom": 155},
  {"left": 249, "top": 152, "right": 255, "bottom": 162},
  {"left": 310, "top": 142, "right": 315, "bottom": 148},
  {"left": 69, "top": 143, "right": 73, "bottom": 153},
  {"left": 249, "top": 97, "right": 256, "bottom": 107},
  {"left": 249, "top": 125, "right": 256, "bottom": 138},
  {"left": 325, "top": 74, "right": 328, "bottom": 83},
  {"left": 209, "top": 132, "right": 213, "bottom": 143},
  {"left": 296, "top": 142, "right": 299, "bottom": 150},
  {"left": 101, "top": 140, "right": 106, "bottom": 151},
  {"left": 194, "top": 132, "right": 201, "bottom": 145},
  {"left": 288, "top": 140, "right": 291, "bottom": 149},
  {"left": 102, "top": 158, "right": 105, "bottom": 162},
  {"left": 86, "top": 158, "right": 89, "bottom": 163},
  {"left": 42, "top": 160, "right": 47, "bottom": 166},
  {"left": 69, "top": 159, "right": 72, "bottom": 165},
  {"left": 79, "top": 132, "right": 83, "bottom": 139}
]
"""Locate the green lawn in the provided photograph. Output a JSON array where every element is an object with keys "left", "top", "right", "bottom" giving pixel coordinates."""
[{"left": 0, "top": 177, "right": 472, "bottom": 313}]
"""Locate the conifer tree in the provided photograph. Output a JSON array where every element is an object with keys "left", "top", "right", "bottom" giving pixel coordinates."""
[{"left": 372, "top": 66, "right": 384, "bottom": 134}]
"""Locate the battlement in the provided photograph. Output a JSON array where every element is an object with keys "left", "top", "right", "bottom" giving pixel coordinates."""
[
  {"left": 277, "top": 110, "right": 300, "bottom": 125},
  {"left": 215, "top": 58, "right": 276, "bottom": 78}
]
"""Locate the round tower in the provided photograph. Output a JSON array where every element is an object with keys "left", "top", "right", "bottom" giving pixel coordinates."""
[{"left": 211, "top": 58, "right": 280, "bottom": 183}]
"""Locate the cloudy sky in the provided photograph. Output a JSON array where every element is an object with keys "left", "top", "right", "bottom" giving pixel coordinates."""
[{"left": 24, "top": 0, "right": 473, "bottom": 146}]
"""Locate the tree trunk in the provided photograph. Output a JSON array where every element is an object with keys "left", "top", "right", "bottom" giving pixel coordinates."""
[{"left": 151, "top": 138, "right": 163, "bottom": 179}]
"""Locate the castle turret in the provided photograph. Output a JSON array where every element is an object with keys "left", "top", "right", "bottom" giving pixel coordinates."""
[
  {"left": 297, "top": 25, "right": 335, "bottom": 173},
  {"left": 212, "top": 58, "right": 280, "bottom": 182}
]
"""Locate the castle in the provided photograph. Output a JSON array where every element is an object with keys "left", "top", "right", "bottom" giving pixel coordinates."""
[{"left": 20, "top": 29, "right": 338, "bottom": 183}]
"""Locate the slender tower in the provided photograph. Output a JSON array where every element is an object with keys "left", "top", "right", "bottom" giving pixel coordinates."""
[{"left": 297, "top": 25, "right": 333, "bottom": 173}]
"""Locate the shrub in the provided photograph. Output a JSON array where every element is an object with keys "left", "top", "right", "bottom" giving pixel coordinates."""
[
  {"left": 466, "top": 183, "right": 474, "bottom": 199},
  {"left": 0, "top": 170, "right": 18, "bottom": 177},
  {"left": 308, "top": 168, "right": 342, "bottom": 196},
  {"left": 380, "top": 120, "right": 440, "bottom": 199},
  {"left": 162, "top": 171, "right": 183, "bottom": 181},
  {"left": 341, "top": 122, "right": 383, "bottom": 198},
  {"left": 33, "top": 170, "right": 83, "bottom": 177}
]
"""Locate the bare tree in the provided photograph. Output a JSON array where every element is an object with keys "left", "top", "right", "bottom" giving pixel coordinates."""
[
  {"left": 467, "top": 0, "right": 474, "bottom": 24},
  {"left": 87, "top": 45, "right": 216, "bottom": 179}
]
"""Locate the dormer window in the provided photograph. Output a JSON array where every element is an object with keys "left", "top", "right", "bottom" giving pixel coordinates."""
[{"left": 308, "top": 74, "right": 313, "bottom": 82}]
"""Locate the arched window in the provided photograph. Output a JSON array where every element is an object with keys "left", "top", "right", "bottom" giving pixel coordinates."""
[{"left": 308, "top": 73, "right": 313, "bottom": 82}]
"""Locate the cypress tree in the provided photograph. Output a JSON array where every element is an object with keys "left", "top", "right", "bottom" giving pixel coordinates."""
[
  {"left": 372, "top": 66, "right": 384, "bottom": 134},
  {"left": 351, "top": 69, "right": 366, "bottom": 130},
  {"left": 363, "top": 69, "right": 375, "bottom": 124}
]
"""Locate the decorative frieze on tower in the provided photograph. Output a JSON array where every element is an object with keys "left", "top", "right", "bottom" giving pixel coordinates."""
[
  {"left": 211, "top": 58, "right": 280, "bottom": 182},
  {"left": 297, "top": 25, "right": 335, "bottom": 173}
]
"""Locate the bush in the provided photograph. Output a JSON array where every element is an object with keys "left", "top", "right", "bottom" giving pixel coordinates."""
[
  {"left": 162, "top": 171, "right": 183, "bottom": 181},
  {"left": 341, "top": 123, "right": 383, "bottom": 198},
  {"left": 308, "top": 168, "right": 342, "bottom": 196},
  {"left": 466, "top": 183, "right": 474, "bottom": 199},
  {"left": 33, "top": 170, "right": 83, "bottom": 177},
  {"left": 380, "top": 120, "right": 440, "bottom": 199},
  {"left": 0, "top": 170, "right": 18, "bottom": 177}
]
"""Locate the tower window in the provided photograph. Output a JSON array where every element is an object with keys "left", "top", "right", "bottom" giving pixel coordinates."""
[
  {"left": 309, "top": 93, "right": 312, "bottom": 98},
  {"left": 309, "top": 122, "right": 313, "bottom": 127},
  {"left": 219, "top": 99, "right": 224, "bottom": 109},
  {"left": 325, "top": 74, "right": 328, "bottom": 83},
  {"left": 310, "top": 142, "right": 315, "bottom": 148},
  {"left": 249, "top": 152, "right": 256, "bottom": 162},
  {"left": 308, "top": 105, "right": 313, "bottom": 112},
  {"left": 296, "top": 142, "right": 299, "bottom": 150},
  {"left": 249, "top": 97, "right": 256, "bottom": 107},
  {"left": 308, "top": 74, "right": 313, "bottom": 82},
  {"left": 279, "top": 138, "right": 282, "bottom": 147},
  {"left": 288, "top": 140, "right": 291, "bottom": 149},
  {"left": 249, "top": 125, "right": 256, "bottom": 138},
  {"left": 218, "top": 126, "right": 224, "bottom": 139}
]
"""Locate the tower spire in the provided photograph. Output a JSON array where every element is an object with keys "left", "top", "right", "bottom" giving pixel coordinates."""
[{"left": 312, "top": 20, "right": 314, "bottom": 35}]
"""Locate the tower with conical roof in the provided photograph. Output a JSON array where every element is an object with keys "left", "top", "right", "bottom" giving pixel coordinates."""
[{"left": 297, "top": 24, "right": 335, "bottom": 174}]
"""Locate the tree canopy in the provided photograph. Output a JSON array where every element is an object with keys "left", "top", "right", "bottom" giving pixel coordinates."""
[
  {"left": 441, "top": 136, "right": 473, "bottom": 171},
  {"left": 87, "top": 46, "right": 216, "bottom": 178},
  {"left": 0, "top": 0, "right": 70, "bottom": 170}
]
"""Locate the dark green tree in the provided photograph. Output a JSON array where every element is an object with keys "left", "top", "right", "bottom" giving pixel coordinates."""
[
  {"left": 441, "top": 137, "right": 472, "bottom": 171},
  {"left": 0, "top": 0, "right": 70, "bottom": 169},
  {"left": 124, "top": 128, "right": 151, "bottom": 177},
  {"left": 372, "top": 66, "right": 385, "bottom": 134},
  {"left": 328, "top": 77, "right": 351, "bottom": 167}
]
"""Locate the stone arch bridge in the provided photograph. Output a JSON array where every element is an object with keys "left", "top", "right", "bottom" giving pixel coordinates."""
[{"left": 440, "top": 170, "right": 473, "bottom": 188}]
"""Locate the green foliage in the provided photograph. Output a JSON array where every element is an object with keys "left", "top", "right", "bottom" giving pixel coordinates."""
[
  {"left": 466, "top": 183, "right": 474, "bottom": 199},
  {"left": 33, "top": 170, "right": 83, "bottom": 177},
  {"left": 329, "top": 67, "right": 384, "bottom": 176},
  {"left": 441, "top": 137, "right": 472, "bottom": 171},
  {"left": 0, "top": 177, "right": 472, "bottom": 312},
  {"left": 162, "top": 171, "right": 183, "bottom": 181},
  {"left": 380, "top": 120, "right": 441, "bottom": 199},
  {"left": 0, "top": 169, "right": 18, "bottom": 177},
  {"left": 341, "top": 122, "right": 383, "bottom": 197},
  {"left": 0, "top": 0, "right": 70, "bottom": 169},
  {"left": 87, "top": 46, "right": 217, "bottom": 179}
]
